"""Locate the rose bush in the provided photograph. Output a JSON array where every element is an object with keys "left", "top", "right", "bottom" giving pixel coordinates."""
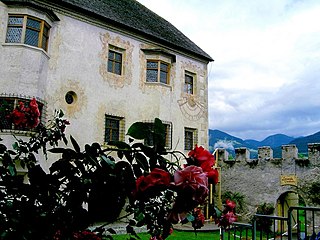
[
  {"left": 0, "top": 102, "right": 236, "bottom": 240},
  {"left": 216, "top": 199, "right": 237, "bottom": 229},
  {"left": 8, "top": 98, "right": 40, "bottom": 129},
  {"left": 187, "top": 145, "right": 219, "bottom": 184}
]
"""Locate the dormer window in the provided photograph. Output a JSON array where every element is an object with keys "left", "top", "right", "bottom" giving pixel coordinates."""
[{"left": 6, "top": 15, "right": 50, "bottom": 51}]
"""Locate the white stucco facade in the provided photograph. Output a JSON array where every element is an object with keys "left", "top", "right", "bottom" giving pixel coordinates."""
[{"left": 0, "top": 1, "right": 210, "bottom": 156}]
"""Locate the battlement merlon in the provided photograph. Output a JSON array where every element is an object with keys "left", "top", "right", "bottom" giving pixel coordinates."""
[{"left": 215, "top": 142, "right": 320, "bottom": 164}]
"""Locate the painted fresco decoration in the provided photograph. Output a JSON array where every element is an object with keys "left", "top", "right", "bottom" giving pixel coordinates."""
[{"left": 178, "top": 94, "right": 206, "bottom": 121}]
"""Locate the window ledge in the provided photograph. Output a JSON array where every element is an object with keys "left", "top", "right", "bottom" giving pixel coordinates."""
[
  {"left": 2, "top": 43, "right": 50, "bottom": 59},
  {"left": 0, "top": 129, "right": 38, "bottom": 137},
  {"left": 145, "top": 82, "right": 172, "bottom": 90}
]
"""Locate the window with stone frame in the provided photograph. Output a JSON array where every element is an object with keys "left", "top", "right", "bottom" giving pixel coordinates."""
[
  {"left": 144, "top": 121, "right": 172, "bottom": 149},
  {"left": 184, "top": 72, "right": 195, "bottom": 94},
  {"left": 104, "top": 115, "right": 125, "bottom": 143},
  {"left": 108, "top": 50, "right": 122, "bottom": 75},
  {"left": 0, "top": 96, "right": 44, "bottom": 131},
  {"left": 5, "top": 15, "right": 50, "bottom": 51},
  {"left": 146, "top": 60, "right": 170, "bottom": 84},
  {"left": 184, "top": 127, "right": 198, "bottom": 150}
]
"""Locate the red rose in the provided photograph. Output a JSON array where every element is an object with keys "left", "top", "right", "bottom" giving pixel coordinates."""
[
  {"left": 134, "top": 168, "right": 171, "bottom": 196},
  {"left": 11, "top": 109, "right": 27, "bottom": 127},
  {"left": 18, "top": 101, "right": 25, "bottom": 111},
  {"left": 188, "top": 145, "right": 215, "bottom": 166},
  {"left": 225, "top": 199, "right": 236, "bottom": 211},
  {"left": 218, "top": 211, "right": 237, "bottom": 228},
  {"left": 29, "top": 98, "right": 38, "bottom": 110},
  {"left": 174, "top": 165, "right": 208, "bottom": 204},
  {"left": 199, "top": 155, "right": 219, "bottom": 185}
]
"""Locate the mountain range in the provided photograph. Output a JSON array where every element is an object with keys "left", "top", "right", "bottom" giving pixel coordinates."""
[{"left": 209, "top": 129, "right": 320, "bottom": 158}]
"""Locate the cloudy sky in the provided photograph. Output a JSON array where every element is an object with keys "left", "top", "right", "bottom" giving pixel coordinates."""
[{"left": 137, "top": 0, "right": 320, "bottom": 141}]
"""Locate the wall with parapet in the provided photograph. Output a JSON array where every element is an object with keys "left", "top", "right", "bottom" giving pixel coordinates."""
[{"left": 216, "top": 143, "right": 320, "bottom": 219}]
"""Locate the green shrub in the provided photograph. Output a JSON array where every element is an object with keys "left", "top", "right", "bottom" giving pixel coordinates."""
[
  {"left": 253, "top": 203, "right": 275, "bottom": 233},
  {"left": 221, "top": 191, "right": 245, "bottom": 213}
]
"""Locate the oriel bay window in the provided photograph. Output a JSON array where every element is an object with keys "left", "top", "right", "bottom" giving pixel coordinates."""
[
  {"left": 146, "top": 60, "right": 169, "bottom": 84},
  {"left": 6, "top": 15, "right": 50, "bottom": 51}
]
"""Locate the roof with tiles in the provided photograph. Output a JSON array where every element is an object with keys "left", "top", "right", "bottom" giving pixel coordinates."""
[{"left": 2, "top": 0, "right": 213, "bottom": 62}]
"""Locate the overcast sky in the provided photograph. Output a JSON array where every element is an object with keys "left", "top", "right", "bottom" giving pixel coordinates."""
[{"left": 137, "top": 0, "right": 320, "bottom": 141}]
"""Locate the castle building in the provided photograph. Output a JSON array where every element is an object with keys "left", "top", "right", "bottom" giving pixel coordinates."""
[{"left": 0, "top": 0, "right": 213, "bottom": 154}]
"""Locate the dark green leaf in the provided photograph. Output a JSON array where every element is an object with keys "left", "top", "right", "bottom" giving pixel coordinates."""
[
  {"left": 132, "top": 164, "right": 143, "bottom": 177},
  {"left": 154, "top": 118, "right": 165, "bottom": 135},
  {"left": 126, "top": 225, "right": 134, "bottom": 234},
  {"left": 8, "top": 165, "right": 16, "bottom": 176},
  {"left": 108, "top": 141, "right": 130, "bottom": 150},
  {"left": 70, "top": 135, "right": 80, "bottom": 153},
  {"left": 186, "top": 214, "right": 195, "bottom": 222},
  {"left": 101, "top": 155, "right": 115, "bottom": 169},
  {"left": 135, "top": 152, "right": 149, "bottom": 172},
  {"left": 48, "top": 148, "right": 68, "bottom": 154},
  {"left": 152, "top": 118, "right": 166, "bottom": 152},
  {"left": 117, "top": 150, "right": 124, "bottom": 159},
  {"left": 20, "top": 159, "right": 25, "bottom": 169},
  {"left": 106, "top": 228, "right": 117, "bottom": 234},
  {"left": 0, "top": 144, "right": 7, "bottom": 154},
  {"left": 7, "top": 150, "right": 16, "bottom": 155},
  {"left": 12, "top": 142, "right": 19, "bottom": 150},
  {"left": 129, "top": 220, "right": 136, "bottom": 226},
  {"left": 127, "top": 122, "right": 149, "bottom": 139},
  {"left": 214, "top": 207, "right": 222, "bottom": 218},
  {"left": 59, "top": 109, "right": 64, "bottom": 118},
  {"left": 62, "top": 135, "right": 68, "bottom": 145},
  {"left": 124, "top": 151, "right": 134, "bottom": 164}
]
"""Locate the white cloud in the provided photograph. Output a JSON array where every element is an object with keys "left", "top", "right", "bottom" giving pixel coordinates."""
[{"left": 137, "top": 0, "right": 320, "bottom": 140}]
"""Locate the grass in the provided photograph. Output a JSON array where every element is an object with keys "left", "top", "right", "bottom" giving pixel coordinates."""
[{"left": 111, "top": 229, "right": 220, "bottom": 240}]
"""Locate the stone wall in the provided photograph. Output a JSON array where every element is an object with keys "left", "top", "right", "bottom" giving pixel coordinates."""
[{"left": 216, "top": 144, "right": 320, "bottom": 219}]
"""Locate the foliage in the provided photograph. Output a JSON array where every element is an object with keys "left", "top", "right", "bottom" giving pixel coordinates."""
[
  {"left": 252, "top": 203, "right": 275, "bottom": 233},
  {"left": 112, "top": 230, "right": 220, "bottom": 240},
  {"left": 304, "top": 181, "right": 320, "bottom": 205},
  {"left": 215, "top": 199, "right": 237, "bottom": 229},
  {"left": 222, "top": 191, "right": 245, "bottom": 213},
  {"left": 0, "top": 102, "right": 227, "bottom": 240}
]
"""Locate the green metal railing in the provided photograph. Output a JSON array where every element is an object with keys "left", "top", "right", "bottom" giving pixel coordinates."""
[{"left": 220, "top": 206, "right": 320, "bottom": 240}]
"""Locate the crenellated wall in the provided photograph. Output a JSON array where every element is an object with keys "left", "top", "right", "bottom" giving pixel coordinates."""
[{"left": 216, "top": 143, "right": 320, "bottom": 220}]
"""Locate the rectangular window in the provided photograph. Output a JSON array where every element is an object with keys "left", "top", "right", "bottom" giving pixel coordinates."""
[
  {"left": 105, "top": 115, "right": 125, "bottom": 143},
  {"left": 6, "top": 15, "right": 50, "bottom": 51},
  {"left": 184, "top": 73, "right": 194, "bottom": 94},
  {"left": 0, "top": 97, "right": 44, "bottom": 131},
  {"left": 146, "top": 60, "right": 169, "bottom": 84},
  {"left": 108, "top": 50, "right": 122, "bottom": 75},
  {"left": 144, "top": 121, "right": 172, "bottom": 149},
  {"left": 184, "top": 127, "right": 198, "bottom": 150}
]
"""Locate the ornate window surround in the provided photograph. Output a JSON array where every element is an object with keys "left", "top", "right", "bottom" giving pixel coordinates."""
[
  {"left": 142, "top": 48, "right": 176, "bottom": 88},
  {"left": 107, "top": 45, "right": 125, "bottom": 75},
  {"left": 104, "top": 114, "right": 125, "bottom": 144}
]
